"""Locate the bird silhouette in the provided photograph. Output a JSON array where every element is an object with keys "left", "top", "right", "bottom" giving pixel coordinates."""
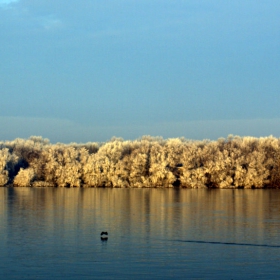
[{"left": 100, "top": 231, "right": 108, "bottom": 241}]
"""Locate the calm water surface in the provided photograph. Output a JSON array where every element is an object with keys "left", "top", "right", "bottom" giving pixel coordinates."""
[{"left": 0, "top": 188, "right": 280, "bottom": 279}]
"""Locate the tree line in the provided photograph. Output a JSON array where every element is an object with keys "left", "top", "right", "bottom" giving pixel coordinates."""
[{"left": 0, "top": 135, "right": 280, "bottom": 188}]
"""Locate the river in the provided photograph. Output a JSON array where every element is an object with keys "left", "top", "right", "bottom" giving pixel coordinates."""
[{"left": 0, "top": 188, "right": 279, "bottom": 279}]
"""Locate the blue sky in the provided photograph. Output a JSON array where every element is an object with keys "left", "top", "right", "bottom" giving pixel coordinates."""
[{"left": 1, "top": 0, "right": 280, "bottom": 143}]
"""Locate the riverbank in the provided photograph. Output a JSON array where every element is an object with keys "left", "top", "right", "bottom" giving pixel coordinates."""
[{"left": 1, "top": 135, "right": 280, "bottom": 188}]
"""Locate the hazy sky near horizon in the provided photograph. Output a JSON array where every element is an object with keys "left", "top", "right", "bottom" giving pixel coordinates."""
[{"left": 1, "top": 0, "right": 280, "bottom": 143}]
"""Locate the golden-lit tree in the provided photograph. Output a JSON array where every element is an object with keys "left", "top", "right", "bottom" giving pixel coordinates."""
[
  {"left": 0, "top": 148, "right": 18, "bottom": 186},
  {"left": 0, "top": 135, "right": 279, "bottom": 188},
  {"left": 13, "top": 168, "right": 35, "bottom": 187}
]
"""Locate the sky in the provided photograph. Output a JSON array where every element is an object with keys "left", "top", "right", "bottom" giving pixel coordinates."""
[{"left": 1, "top": 0, "right": 280, "bottom": 143}]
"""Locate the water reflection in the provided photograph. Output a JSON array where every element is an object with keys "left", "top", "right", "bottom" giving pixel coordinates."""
[
  {"left": 2, "top": 189, "right": 280, "bottom": 238},
  {"left": 2, "top": 188, "right": 280, "bottom": 244},
  {"left": 0, "top": 188, "right": 280, "bottom": 279}
]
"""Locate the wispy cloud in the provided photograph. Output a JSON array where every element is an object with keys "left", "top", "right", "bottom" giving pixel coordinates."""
[
  {"left": 39, "top": 14, "right": 63, "bottom": 30},
  {"left": 0, "top": 0, "right": 18, "bottom": 4},
  {"left": 1, "top": 117, "right": 280, "bottom": 144},
  {"left": 0, "top": 0, "right": 19, "bottom": 9}
]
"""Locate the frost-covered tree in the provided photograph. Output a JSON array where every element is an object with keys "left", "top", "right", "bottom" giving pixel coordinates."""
[
  {"left": 13, "top": 168, "right": 35, "bottom": 187},
  {"left": 0, "top": 148, "right": 18, "bottom": 186},
  {"left": 0, "top": 135, "right": 280, "bottom": 188}
]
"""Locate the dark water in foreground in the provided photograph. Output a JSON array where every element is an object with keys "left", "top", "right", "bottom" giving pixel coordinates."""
[{"left": 0, "top": 188, "right": 280, "bottom": 279}]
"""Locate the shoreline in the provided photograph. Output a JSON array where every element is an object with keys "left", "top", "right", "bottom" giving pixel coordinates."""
[{"left": 1, "top": 135, "right": 280, "bottom": 189}]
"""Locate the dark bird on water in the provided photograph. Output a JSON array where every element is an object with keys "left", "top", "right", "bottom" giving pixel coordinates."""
[{"left": 100, "top": 231, "right": 108, "bottom": 241}]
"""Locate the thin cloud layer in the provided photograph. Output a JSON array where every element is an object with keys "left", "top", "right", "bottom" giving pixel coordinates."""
[
  {"left": 0, "top": 0, "right": 19, "bottom": 9},
  {"left": 39, "top": 14, "right": 63, "bottom": 30},
  {"left": 0, "top": 116, "right": 280, "bottom": 144},
  {"left": 0, "top": 0, "right": 19, "bottom": 4}
]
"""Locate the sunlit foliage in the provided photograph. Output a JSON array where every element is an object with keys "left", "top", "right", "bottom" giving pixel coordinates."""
[{"left": 0, "top": 135, "right": 280, "bottom": 188}]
